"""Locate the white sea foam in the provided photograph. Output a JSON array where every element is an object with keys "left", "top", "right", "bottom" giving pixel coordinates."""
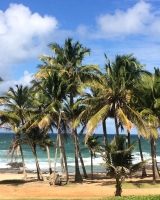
[
  {"left": 0, "top": 150, "right": 8, "bottom": 153},
  {"left": 0, "top": 162, "right": 11, "bottom": 168},
  {"left": 1, "top": 150, "right": 158, "bottom": 171},
  {"left": 0, "top": 141, "right": 6, "bottom": 143}
]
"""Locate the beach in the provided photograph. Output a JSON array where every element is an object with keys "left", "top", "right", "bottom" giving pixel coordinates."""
[
  {"left": 1, "top": 133, "right": 160, "bottom": 199},
  {"left": 0, "top": 168, "right": 160, "bottom": 199}
]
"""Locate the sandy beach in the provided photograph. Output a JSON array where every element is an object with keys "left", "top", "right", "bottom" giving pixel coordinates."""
[{"left": 0, "top": 169, "right": 160, "bottom": 199}]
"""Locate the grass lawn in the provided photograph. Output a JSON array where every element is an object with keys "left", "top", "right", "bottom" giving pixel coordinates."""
[
  {"left": 3, "top": 196, "right": 160, "bottom": 200},
  {"left": 107, "top": 182, "right": 160, "bottom": 189}
]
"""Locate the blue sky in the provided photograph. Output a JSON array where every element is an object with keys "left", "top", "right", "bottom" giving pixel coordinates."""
[{"left": 0, "top": 0, "right": 160, "bottom": 134}]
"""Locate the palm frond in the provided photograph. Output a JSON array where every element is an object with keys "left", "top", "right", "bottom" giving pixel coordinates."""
[{"left": 86, "top": 104, "right": 110, "bottom": 141}]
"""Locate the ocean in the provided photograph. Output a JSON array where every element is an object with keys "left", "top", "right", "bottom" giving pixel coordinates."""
[{"left": 0, "top": 132, "right": 159, "bottom": 174}]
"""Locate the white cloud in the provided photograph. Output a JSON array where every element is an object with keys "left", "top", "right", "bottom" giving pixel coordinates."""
[
  {"left": 94, "top": 1, "right": 157, "bottom": 38},
  {"left": 0, "top": 71, "right": 33, "bottom": 94},
  {"left": 17, "top": 71, "right": 33, "bottom": 86},
  {"left": 0, "top": 3, "right": 58, "bottom": 81},
  {"left": 76, "top": 25, "right": 88, "bottom": 37}
]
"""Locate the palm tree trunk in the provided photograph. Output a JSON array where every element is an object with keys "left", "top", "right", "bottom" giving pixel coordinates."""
[
  {"left": 59, "top": 130, "right": 69, "bottom": 184},
  {"left": 150, "top": 137, "right": 159, "bottom": 183},
  {"left": 102, "top": 119, "right": 111, "bottom": 174},
  {"left": 126, "top": 130, "right": 130, "bottom": 149},
  {"left": 78, "top": 145, "right": 88, "bottom": 178},
  {"left": 102, "top": 119, "right": 110, "bottom": 163},
  {"left": 16, "top": 134, "right": 27, "bottom": 180},
  {"left": 126, "top": 130, "right": 132, "bottom": 166},
  {"left": 138, "top": 132, "right": 147, "bottom": 178},
  {"left": 53, "top": 133, "right": 59, "bottom": 185},
  {"left": 46, "top": 145, "right": 52, "bottom": 175},
  {"left": 70, "top": 93, "right": 82, "bottom": 182},
  {"left": 33, "top": 144, "right": 41, "bottom": 180},
  {"left": 115, "top": 174, "right": 122, "bottom": 196},
  {"left": 26, "top": 135, "right": 44, "bottom": 180},
  {"left": 20, "top": 145, "right": 27, "bottom": 180},
  {"left": 114, "top": 116, "right": 119, "bottom": 137},
  {"left": 73, "top": 129, "right": 83, "bottom": 182},
  {"left": 58, "top": 133, "right": 65, "bottom": 175},
  {"left": 114, "top": 103, "right": 119, "bottom": 137},
  {"left": 102, "top": 119, "right": 108, "bottom": 147},
  {"left": 91, "top": 152, "right": 93, "bottom": 180}
]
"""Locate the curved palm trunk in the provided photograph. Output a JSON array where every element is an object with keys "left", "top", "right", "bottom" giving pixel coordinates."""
[
  {"left": 33, "top": 144, "right": 41, "bottom": 180},
  {"left": 26, "top": 135, "right": 44, "bottom": 180},
  {"left": 138, "top": 133, "right": 147, "bottom": 178},
  {"left": 73, "top": 129, "right": 83, "bottom": 182},
  {"left": 78, "top": 145, "right": 88, "bottom": 178},
  {"left": 59, "top": 130, "right": 69, "bottom": 184},
  {"left": 150, "top": 137, "right": 159, "bottom": 183},
  {"left": 20, "top": 145, "right": 27, "bottom": 180},
  {"left": 16, "top": 134, "right": 27, "bottom": 179},
  {"left": 46, "top": 145, "right": 52, "bottom": 175}
]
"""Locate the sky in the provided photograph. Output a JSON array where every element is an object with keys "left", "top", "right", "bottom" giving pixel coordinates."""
[{"left": 0, "top": 0, "right": 160, "bottom": 134}]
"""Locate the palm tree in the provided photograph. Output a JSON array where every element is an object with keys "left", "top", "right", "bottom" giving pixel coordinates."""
[
  {"left": 81, "top": 54, "right": 157, "bottom": 142},
  {"left": 41, "top": 134, "right": 55, "bottom": 175},
  {"left": 137, "top": 131, "right": 147, "bottom": 178},
  {"left": 100, "top": 135, "right": 147, "bottom": 196},
  {"left": 5, "top": 125, "right": 27, "bottom": 179},
  {"left": 63, "top": 100, "right": 88, "bottom": 178},
  {"left": 37, "top": 38, "right": 101, "bottom": 182},
  {"left": 0, "top": 85, "right": 47, "bottom": 180},
  {"left": 0, "top": 85, "right": 31, "bottom": 179},
  {"left": 133, "top": 70, "right": 160, "bottom": 182},
  {"left": 30, "top": 70, "right": 70, "bottom": 183},
  {"left": 85, "top": 134, "right": 102, "bottom": 180}
]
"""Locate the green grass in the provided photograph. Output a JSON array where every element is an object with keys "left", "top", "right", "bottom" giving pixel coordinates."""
[
  {"left": 108, "top": 182, "right": 160, "bottom": 189},
  {"left": 2, "top": 196, "right": 160, "bottom": 200},
  {"left": 104, "top": 196, "right": 160, "bottom": 200}
]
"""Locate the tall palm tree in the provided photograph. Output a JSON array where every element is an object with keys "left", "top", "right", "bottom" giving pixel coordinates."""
[
  {"left": 133, "top": 70, "right": 160, "bottom": 182},
  {"left": 30, "top": 71, "right": 70, "bottom": 183},
  {"left": 0, "top": 85, "right": 31, "bottom": 179},
  {"left": 0, "top": 85, "right": 48, "bottom": 180},
  {"left": 37, "top": 38, "right": 101, "bottom": 182},
  {"left": 63, "top": 100, "right": 88, "bottom": 178},
  {"left": 82, "top": 54, "right": 157, "bottom": 141}
]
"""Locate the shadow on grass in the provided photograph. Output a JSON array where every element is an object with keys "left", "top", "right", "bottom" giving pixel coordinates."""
[{"left": 0, "top": 179, "right": 38, "bottom": 186}]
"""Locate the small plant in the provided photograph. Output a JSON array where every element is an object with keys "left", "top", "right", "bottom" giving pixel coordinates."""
[
  {"left": 85, "top": 134, "right": 102, "bottom": 179},
  {"left": 100, "top": 135, "right": 148, "bottom": 196}
]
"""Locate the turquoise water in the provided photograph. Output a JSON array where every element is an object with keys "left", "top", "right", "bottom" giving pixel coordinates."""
[{"left": 0, "top": 132, "right": 159, "bottom": 174}]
